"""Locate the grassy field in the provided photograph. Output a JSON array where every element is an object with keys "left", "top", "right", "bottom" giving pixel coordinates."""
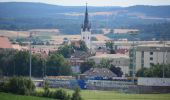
[
  {"left": 36, "top": 88, "right": 170, "bottom": 100},
  {"left": 0, "top": 92, "right": 54, "bottom": 100},
  {"left": 1, "top": 90, "right": 170, "bottom": 100}
]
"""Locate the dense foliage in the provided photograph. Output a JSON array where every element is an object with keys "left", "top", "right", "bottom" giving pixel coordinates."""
[
  {"left": 71, "top": 87, "right": 83, "bottom": 100},
  {"left": 0, "top": 77, "right": 35, "bottom": 95},
  {"left": 46, "top": 54, "right": 72, "bottom": 76},
  {"left": 80, "top": 60, "right": 95, "bottom": 73},
  {"left": 136, "top": 64, "right": 170, "bottom": 77},
  {"left": 0, "top": 49, "right": 72, "bottom": 77}
]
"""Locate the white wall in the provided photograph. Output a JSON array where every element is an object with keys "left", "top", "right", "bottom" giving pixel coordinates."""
[
  {"left": 81, "top": 30, "right": 91, "bottom": 49},
  {"left": 138, "top": 77, "right": 170, "bottom": 86}
]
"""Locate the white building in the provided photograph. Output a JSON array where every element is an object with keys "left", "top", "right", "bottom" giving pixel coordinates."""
[
  {"left": 88, "top": 54, "right": 130, "bottom": 76},
  {"left": 81, "top": 4, "right": 91, "bottom": 49},
  {"left": 132, "top": 43, "right": 170, "bottom": 72}
]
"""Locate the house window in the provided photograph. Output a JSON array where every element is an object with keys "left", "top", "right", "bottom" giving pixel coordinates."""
[
  {"left": 150, "top": 57, "right": 153, "bottom": 61},
  {"left": 150, "top": 52, "right": 153, "bottom": 55},
  {"left": 83, "top": 37, "right": 85, "bottom": 39}
]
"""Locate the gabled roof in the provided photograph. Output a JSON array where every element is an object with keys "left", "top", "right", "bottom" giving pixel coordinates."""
[
  {"left": 83, "top": 68, "right": 117, "bottom": 78},
  {"left": 71, "top": 50, "right": 91, "bottom": 59}
]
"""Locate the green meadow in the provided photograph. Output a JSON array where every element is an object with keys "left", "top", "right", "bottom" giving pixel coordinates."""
[{"left": 0, "top": 88, "right": 170, "bottom": 100}]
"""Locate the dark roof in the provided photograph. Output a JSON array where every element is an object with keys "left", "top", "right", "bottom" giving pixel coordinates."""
[
  {"left": 81, "top": 3, "right": 91, "bottom": 32},
  {"left": 83, "top": 68, "right": 117, "bottom": 78},
  {"left": 71, "top": 50, "right": 91, "bottom": 59}
]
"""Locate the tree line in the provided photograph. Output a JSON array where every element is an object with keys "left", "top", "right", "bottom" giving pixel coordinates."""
[
  {"left": 0, "top": 49, "right": 72, "bottom": 77},
  {"left": 136, "top": 64, "right": 170, "bottom": 78}
]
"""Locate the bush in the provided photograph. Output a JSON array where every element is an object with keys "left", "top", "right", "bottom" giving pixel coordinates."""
[
  {"left": 54, "top": 89, "right": 70, "bottom": 100},
  {"left": 0, "top": 81, "right": 9, "bottom": 92},
  {"left": 43, "top": 80, "right": 52, "bottom": 97},
  {"left": 71, "top": 87, "right": 83, "bottom": 100},
  {"left": 8, "top": 77, "right": 35, "bottom": 95}
]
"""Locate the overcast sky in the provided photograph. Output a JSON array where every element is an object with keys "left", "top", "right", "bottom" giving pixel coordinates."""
[{"left": 0, "top": 0, "right": 170, "bottom": 6}]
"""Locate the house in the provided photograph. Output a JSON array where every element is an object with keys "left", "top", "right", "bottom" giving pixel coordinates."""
[
  {"left": 88, "top": 54, "right": 129, "bottom": 76},
  {"left": 82, "top": 68, "right": 117, "bottom": 80},
  {"left": 69, "top": 50, "right": 92, "bottom": 73}
]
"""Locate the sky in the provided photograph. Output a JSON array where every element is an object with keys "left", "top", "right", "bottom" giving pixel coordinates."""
[{"left": 0, "top": 0, "right": 170, "bottom": 7}]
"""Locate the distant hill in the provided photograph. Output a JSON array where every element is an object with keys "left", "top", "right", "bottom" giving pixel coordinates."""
[
  {"left": 0, "top": 2, "right": 170, "bottom": 18},
  {"left": 0, "top": 2, "right": 170, "bottom": 35},
  {"left": 126, "top": 5, "right": 170, "bottom": 18},
  {"left": 0, "top": 2, "right": 118, "bottom": 18}
]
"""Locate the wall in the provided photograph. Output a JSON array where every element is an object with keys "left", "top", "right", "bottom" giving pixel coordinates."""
[{"left": 138, "top": 77, "right": 170, "bottom": 86}]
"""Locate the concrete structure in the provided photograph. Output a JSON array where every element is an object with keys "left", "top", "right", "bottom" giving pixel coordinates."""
[
  {"left": 138, "top": 77, "right": 170, "bottom": 86},
  {"left": 89, "top": 54, "right": 130, "bottom": 76},
  {"left": 81, "top": 4, "right": 91, "bottom": 49},
  {"left": 131, "top": 43, "right": 170, "bottom": 72}
]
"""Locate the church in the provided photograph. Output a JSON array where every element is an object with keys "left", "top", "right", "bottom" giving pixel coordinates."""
[{"left": 81, "top": 3, "right": 91, "bottom": 49}]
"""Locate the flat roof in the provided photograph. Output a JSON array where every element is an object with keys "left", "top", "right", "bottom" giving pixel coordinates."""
[{"left": 89, "top": 54, "right": 129, "bottom": 59}]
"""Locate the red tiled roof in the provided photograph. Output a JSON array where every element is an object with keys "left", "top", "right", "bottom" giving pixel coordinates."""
[{"left": 0, "top": 36, "right": 12, "bottom": 49}]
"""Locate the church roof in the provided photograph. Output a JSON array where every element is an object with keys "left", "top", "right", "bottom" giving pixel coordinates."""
[{"left": 82, "top": 3, "right": 91, "bottom": 32}]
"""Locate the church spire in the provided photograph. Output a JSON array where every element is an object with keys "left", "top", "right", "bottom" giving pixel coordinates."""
[{"left": 82, "top": 3, "right": 91, "bottom": 32}]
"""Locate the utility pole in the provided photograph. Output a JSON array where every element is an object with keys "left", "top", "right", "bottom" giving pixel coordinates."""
[
  {"left": 129, "top": 32, "right": 138, "bottom": 84},
  {"left": 29, "top": 32, "right": 32, "bottom": 79},
  {"left": 132, "top": 40, "right": 135, "bottom": 83},
  {"left": 163, "top": 40, "right": 165, "bottom": 78}
]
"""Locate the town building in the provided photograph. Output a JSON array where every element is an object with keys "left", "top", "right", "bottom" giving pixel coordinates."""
[
  {"left": 129, "top": 43, "right": 170, "bottom": 75},
  {"left": 81, "top": 3, "right": 91, "bottom": 49},
  {"left": 89, "top": 54, "right": 130, "bottom": 76}
]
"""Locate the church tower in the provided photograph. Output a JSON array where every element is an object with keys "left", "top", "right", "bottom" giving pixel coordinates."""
[{"left": 81, "top": 3, "right": 91, "bottom": 49}]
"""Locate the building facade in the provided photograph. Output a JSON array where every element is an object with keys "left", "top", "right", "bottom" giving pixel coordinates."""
[
  {"left": 130, "top": 43, "right": 170, "bottom": 74},
  {"left": 81, "top": 4, "right": 91, "bottom": 49}
]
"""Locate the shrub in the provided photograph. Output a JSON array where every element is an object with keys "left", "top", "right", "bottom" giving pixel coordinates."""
[
  {"left": 71, "top": 87, "right": 83, "bottom": 100},
  {"left": 0, "top": 81, "right": 9, "bottom": 92},
  {"left": 43, "top": 80, "right": 51, "bottom": 97},
  {"left": 54, "top": 89, "right": 70, "bottom": 100},
  {"left": 8, "top": 77, "right": 35, "bottom": 95}
]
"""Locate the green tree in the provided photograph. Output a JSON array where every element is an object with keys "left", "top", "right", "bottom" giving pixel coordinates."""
[
  {"left": 136, "top": 64, "right": 170, "bottom": 77},
  {"left": 105, "top": 41, "right": 116, "bottom": 54},
  {"left": 80, "top": 60, "right": 95, "bottom": 73},
  {"left": 46, "top": 54, "right": 72, "bottom": 76},
  {"left": 109, "top": 65, "right": 123, "bottom": 77},
  {"left": 57, "top": 45, "right": 74, "bottom": 58},
  {"left": 98, "top": 58, "right": 112, "bottom": 68},
  {"left": 8, "top": 77, "right": 35, "bottom": 95},
  {"left": 14, "top": 51, "right": 30, "bottom": 76},
  {"left": 54, "top": 89, "right": 70, "bottom": 100}
]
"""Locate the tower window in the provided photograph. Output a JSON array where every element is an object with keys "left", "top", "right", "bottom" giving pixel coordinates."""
[{"left": 88, "top": 37, "right": 89, "bottom": 39}]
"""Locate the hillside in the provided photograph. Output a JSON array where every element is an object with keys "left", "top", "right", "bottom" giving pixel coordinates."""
[{"left": 0, "top": 2, "right": 170, "bottom": 35}]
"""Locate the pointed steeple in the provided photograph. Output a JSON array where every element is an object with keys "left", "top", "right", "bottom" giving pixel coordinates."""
[{"left": 82, "top": 3, "right": 91, "bottom": 32}]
